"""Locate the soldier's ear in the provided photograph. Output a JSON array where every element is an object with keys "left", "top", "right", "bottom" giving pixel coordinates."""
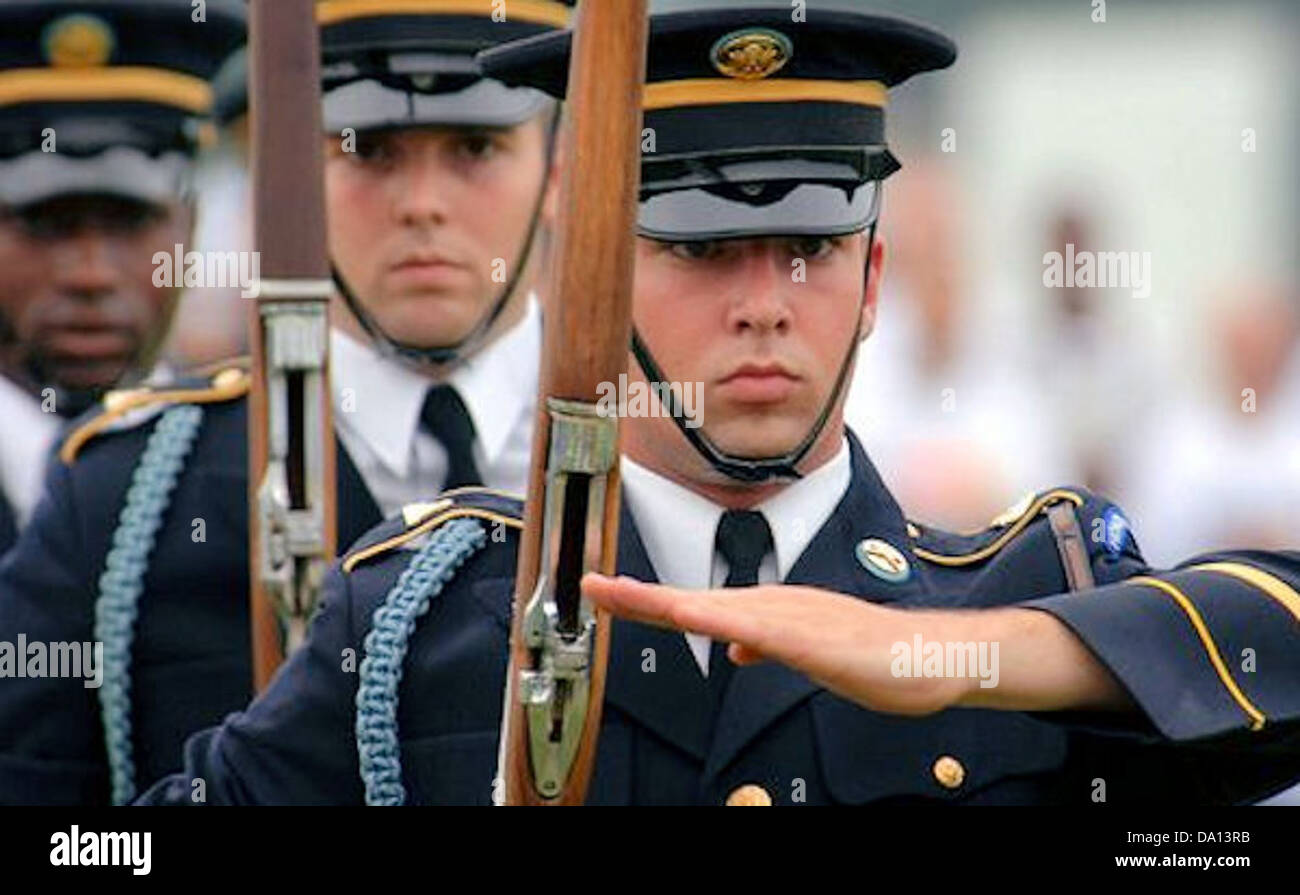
[{"left": 859, "top": 233, "right": 886, "bottom": 341}]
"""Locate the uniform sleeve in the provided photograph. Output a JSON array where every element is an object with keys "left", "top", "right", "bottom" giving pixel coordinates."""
[
  {"left": 134, "top": 561, "right": 366, "bottom": 805},
  {"left": 0, "top": 459, "right": 108, "bottom": 805},
  {"left": 1025, "top": 549, "right": 1300, "bottom": 744}
]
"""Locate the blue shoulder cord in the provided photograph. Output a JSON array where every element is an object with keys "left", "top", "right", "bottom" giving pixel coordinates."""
[
  {"left": 356, "top": 517, "right": 487, "bottom": 806},
  {"left": 94, "top": 404, "right": 204, "bottom": 805}
]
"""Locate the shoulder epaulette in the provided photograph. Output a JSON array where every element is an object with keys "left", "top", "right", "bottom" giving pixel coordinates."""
[
  {"left": 187, "top": 354, "right": 252, "bottom": 378},
  {"left": 59, "top": 366, "right": 250, "bottom": 464},
  {"left": 910, "top": 488, "right": 1085, "bottom": 567},
  {"left": 342, "top": 487, "right": 524, "bottom": 573}
]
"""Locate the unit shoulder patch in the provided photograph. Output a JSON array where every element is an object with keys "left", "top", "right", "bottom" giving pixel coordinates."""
[
  {"left": 59, "top": 366, "right": 250, "bottom": 464},
  {"left": 343, "top": 488, "right": 525, "bottom": 574}
]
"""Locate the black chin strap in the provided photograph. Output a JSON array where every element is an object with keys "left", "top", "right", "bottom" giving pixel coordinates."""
[
  {"left": 332, "top": 119, "right": 558, "bottom": 372},
  {"left": 631, "top": 224, "right": 877, "bottom": 484}
]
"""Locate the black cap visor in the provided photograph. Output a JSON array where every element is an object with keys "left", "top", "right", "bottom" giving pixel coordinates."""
[
  {"left": 0, "top": 146, "right": 190, "bottom": 208},
  {"left": 638, "top": 157, "right": 882, "bottom": 242},
  {"left": 322, "top": 74, "right": 551, "bottom": 132}
]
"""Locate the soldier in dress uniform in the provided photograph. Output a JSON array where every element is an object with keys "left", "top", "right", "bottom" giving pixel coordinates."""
[
  {"left": 0, "top": 0, "right": 572, "bottom": 805},
  {"left": 0, "top": 0, "right": 244, "bottom": 555},
  {"left": 131, "top": 7, "right": 1300, "bottom": 806}
]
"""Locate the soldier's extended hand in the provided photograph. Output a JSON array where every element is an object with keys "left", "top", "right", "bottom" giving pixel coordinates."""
[
  {"left": 581, "top": 573, "right": 1130, "bottom": 717},
  {"left": 582, "top": 573, "right": 970, "bottom": 715}
]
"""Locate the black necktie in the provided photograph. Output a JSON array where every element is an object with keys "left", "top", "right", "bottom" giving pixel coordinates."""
[
  {"left": 709, "top": 509, "right": 774, "bottom": 698},
  {"left": 419, "top": 385, "right": 484, "bottom": 491}
]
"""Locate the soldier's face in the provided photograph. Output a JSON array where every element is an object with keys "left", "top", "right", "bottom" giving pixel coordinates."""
[
  {"left": 324, "top": 119, "right": 552, "bottom": 348},
  {"left": 0, "top": 195, "right": 188, "bottom": 396},
  {"left": 624, "top": 233, "right": 884, "bottom": 481}
]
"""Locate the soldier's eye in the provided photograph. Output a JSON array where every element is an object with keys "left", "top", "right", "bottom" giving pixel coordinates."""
[
  {"left": 669, "top": 241, "right": 722, "bottom": 261},
  {"left": 455, "top": 132, "right": 499, "bottom": 161},
  {"left": 95, "top": 202, "right": 164, "bottom": 235},
  {"left": 790, "top": 237, "right": 838, "bottom": 260},
  {"left": 352, "top": 135, "right": 396, "bottom": 164},
  {"left": 12, "top": 199, "right": 162, "bottom": 239},
  {"left": 13, "top": 211, "right": 69, "bottom": 239}
]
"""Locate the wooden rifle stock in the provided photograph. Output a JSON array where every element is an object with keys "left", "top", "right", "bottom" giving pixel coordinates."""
[
  {"left": 499, "top": 0, "right": 649, "bottom": 806},
  {"left": 247, "top": 0, "right": 337, "bottom": 692}
]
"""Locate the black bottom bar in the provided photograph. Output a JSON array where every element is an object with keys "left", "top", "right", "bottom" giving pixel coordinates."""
[{"left": 3, "top": 806, "right": 1294, "bottom": 881}]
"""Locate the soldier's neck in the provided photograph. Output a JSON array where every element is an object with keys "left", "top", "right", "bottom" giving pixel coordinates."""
[
  {"left": 623, "top": 425, "right": 845, "bottom": 511},
  {"left": 328, "top": 286, "right": 537, "bottom": 380}
]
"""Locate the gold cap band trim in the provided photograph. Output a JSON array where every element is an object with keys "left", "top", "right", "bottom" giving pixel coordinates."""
[
  {"left": 644, "top": 78, "right": 888, "bottom": 112},
  {"left": 0, "top": 66, "right": 211, "bottom": 112},
  {"left": 317, "top": 0, "right": 571, "bottom": 28}
]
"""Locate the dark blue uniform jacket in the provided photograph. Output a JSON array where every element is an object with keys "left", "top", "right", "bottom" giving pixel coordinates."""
[
  {"left": 0, "top": 372, "right": 381, "bottom": 804},
  {"left": 136, "top": 433, "right": 1300, "bottom": 805}
]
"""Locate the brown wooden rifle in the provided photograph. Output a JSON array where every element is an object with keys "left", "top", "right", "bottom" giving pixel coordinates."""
[
  {"left": 246, "top": 0, "right": 337, "bottom": 691},
  {"left": 496, "top": 0, "right": 649, "bottom": 806}
]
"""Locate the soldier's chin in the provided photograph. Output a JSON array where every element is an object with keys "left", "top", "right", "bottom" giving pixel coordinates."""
[
  {"left": 40, "top": 356, "right": 131, "bottom": 393},
  {"left": 377, "top": 296, "right": 487, "bottom": 348},
  {"left": 699, "top": 417, "right": 808, "bottom": 462}
]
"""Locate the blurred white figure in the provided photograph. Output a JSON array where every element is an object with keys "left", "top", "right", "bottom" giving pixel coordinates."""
[
  {"left": 1027, "top": 205, "right": 1174, "bottom": 503},
  {"left": 164, "top": 131, "right": 250, "bottom": 368},
  {"left": 1119, "top": 285, "right": 1299, "bottom": 567},
  {"left": 847, "top": 160, "right": 1074, "bottom": 532}
]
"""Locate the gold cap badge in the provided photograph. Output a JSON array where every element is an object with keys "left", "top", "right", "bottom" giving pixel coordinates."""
[
  {"left": 711, "top": 28, "right": 793, "bottom": 80},
  {"left": 44, "top": 14, "right": 116, "bottom": 68}
]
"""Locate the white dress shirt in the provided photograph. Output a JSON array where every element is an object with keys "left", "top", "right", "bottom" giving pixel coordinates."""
[
  {"left": 0, "top": 374, "right": 62, "bottom": 528},
  {"left": 330, "top": 296, "right": 539, "bottom": 518},
  {"left": 619, "top": 438, "right": 853, "bottom": 675},
  {"left": 0, "top": 357, "right": 176, "bottom": 532}
]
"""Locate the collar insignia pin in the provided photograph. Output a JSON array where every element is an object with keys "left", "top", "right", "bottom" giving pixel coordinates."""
[{"left": 855, "top": 537, "right": 911, "bottom": 583}]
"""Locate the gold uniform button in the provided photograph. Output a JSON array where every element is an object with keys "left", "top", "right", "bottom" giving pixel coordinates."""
[
  {"left": 932, "top": 755, "right": 965, "bottom": 790},
  {"left": 725, "top": 784, "right": 772, "bottom": 806}
]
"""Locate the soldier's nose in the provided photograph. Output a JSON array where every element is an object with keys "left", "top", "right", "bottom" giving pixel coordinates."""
[
  {"left": 391, "top": 158, "right": 453, "bottom": 229},
  {"left": 54, "top": 232, "right": 120, "bottom": 299},
  {"left": 728, "top": 250, "right": 793, "bottom": 335}
]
